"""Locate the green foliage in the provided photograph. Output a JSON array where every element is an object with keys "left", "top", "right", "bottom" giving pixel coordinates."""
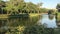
[
  {"left": 23, "top": 25, "right": 44, "bottom": 34},
  {"left": 23, "top": 25, "right": 55, "bottom": 34},
  {"left": 0, "top": 0, "right": 45, "bottom": 14},
  {"left": 56, "top": 3, "right": 60, "bottom": 9},
  {"left": 40, "top": 8, "right": 48, "bottom": 13},
  {"left": 56, "top": 3, "right": 60, "bottom": 12}
]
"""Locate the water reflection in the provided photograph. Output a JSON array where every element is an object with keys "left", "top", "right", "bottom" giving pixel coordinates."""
[
  {"left": 48, "top": 14, "right": 55, "bottom": 20},
  {"left": 0, "top": 14, "right": 58, "bottom": 34},
  {"left": 38, "top": 14, "right": 57, "bottom": 28},
  {"left": 0, "top": 16, "right": 40, "bottom": 33}
]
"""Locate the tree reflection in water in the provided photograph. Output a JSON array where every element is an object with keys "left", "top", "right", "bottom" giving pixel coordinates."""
[
  {"left": 0, "top": 15, "right": 40, "bottom": 34},
  {"left": 48, "top": 14, "right": 54, "bottom": 20}
]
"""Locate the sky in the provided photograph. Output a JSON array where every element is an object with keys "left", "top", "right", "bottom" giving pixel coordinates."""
[
  {"left": 3, "top": 0, "right": 9, "bottom": 1},
  {"left": 2, "top": 0, "right": 60, "bottom": 9},
  {"left": 24, "top": 0, "right": 60, "bottom": 9}
]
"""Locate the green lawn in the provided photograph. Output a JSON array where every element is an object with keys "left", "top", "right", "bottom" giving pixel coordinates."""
[{"left": 29, "top": 13, "right": 40, "bottom": 17}]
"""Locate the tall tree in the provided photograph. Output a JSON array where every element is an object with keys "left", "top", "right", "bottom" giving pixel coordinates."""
[
  {"left": 4, "top": 0, "right": 43, "bottom": 14},
  {"left": 5, "top": 0, "right": 24, "bottom": 14},
  {"left": 37, "top": 3, "right": 43, "bottom": 13},
  {"left": 0, "top": 0, "right": 6, "bottom": 14}
]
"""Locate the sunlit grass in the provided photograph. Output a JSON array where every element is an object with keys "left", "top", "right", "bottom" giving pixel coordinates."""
[
  {"left": 0, "top": 14, "right": 9, "bottom": 18},
  {"left": 29, "top": 13, "right": 40, "bottom": 17}
]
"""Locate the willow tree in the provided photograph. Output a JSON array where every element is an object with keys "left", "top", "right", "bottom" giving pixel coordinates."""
[
  {"left": 28, "top": 2, "right": 38, "bottom": 13},
  {"left": 5, "top": 0, "right": 17, "bottom": 14},
  {"left": 24, "top": 2, "right": 43, "bottom": 13},
  {"left": 18, "top": 1, "right": 38, "bottom": 13},
  {"left": 0, "top": 0, "right": 6, "bottom": 14},
  {"left": 37, "top": 3, "right": 43, "bottom": 13},
  {"left": 19, "top": 2, "right": 42, "bottom": 14},
  {"left": 24, "top": 2, "right": 40, "bottom": 13},
  {"left": 17, "top": 0, "right": 26, "bottom": 13},
  {"left": 5, "top": 0, "right": 24, "bottom": 14},
  {"left": 0, "top": 0, "right": 1, "bottom": 2},
  {"left": 5, "top": 0, "right": 43, "bottom": 14},
  {"left": 5, "top": 1, "right": 14, "bottom": 14},
  {"left": 0, "top": 0, "right": 2, "bottom": 14}
]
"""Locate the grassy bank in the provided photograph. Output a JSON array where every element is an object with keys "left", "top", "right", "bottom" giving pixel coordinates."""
[
  {"left": 0, "top": 14, "right": 9, "bottom": 18},
  {"left": 29, "top": 13, "right": 40, "bottom": 17},
  {"left": 0, "top": 13, "right": 40, "bottom": 18}
]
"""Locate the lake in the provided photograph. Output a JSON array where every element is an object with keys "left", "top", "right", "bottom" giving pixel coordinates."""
[
  {"left": 37, "top": 14, "right": 57, "bottom": 28},
  {"left": 0, "top": 14, "right": 58, "bottom": 33}
]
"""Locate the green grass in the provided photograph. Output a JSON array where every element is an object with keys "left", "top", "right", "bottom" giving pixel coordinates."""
[
  {"left": 0, "top": 13, "right": 40, "bottom": 18},
  {"left": 57, "top": 13, "right": 60, "bottom": 21},
  {"left": 29, "top": 13, "right": 40, "bottom": 17},
  {"left": 0, "top": 14, "right": 9, "bottom": 18}
]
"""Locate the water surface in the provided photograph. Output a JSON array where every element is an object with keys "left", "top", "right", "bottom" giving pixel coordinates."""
[
  {"left": 38, "top": 14, "right": 57, "bottom": 28},
  {"left": 0, "top": 14, "right": 58, "bottom": 33}
]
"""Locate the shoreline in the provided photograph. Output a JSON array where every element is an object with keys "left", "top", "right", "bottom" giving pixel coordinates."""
[{"left": 0, "top": 13, "right": 48, "bottom": 18}]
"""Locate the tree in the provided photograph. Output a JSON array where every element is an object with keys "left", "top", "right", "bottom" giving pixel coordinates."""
[
  {"left": 24, "top": 2, "right": 41, "bottom": 13},
  {"left": 24, "top": 2, "right": 37, "bottom": 13},
  {"left": 5, "top": 0, "right": 24, "bottom": 14},
  {"left": 40, "top": 8, "right": 48, "bottom": 13},
  {"left": 0, "top": 0, "right": 6, "bottom": 14},
  {"left": 56, "top": 3, "right": 60, "bottom": 12},
  {"left": 4, "top": 0, "right": 43, "bottom": 14},
  {"left": 36, "top": 3, "right": 43, "bottom": 13}
]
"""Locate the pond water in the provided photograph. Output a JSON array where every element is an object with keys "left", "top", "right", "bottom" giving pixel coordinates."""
[
  {"left": 0, "top": 15, "right": 40, "bottom": 32},
  {"left": 38, "top": 14, "right": 57, "bottom": 28},
  {"left": 0, "top": 14, "right": 58, "bottom": 32}
]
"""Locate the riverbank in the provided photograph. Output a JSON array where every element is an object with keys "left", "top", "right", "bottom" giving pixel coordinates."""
[
  {"left": 0, "top": 13, "right": 48, "bottom": 18},
  {"left": 0, "top": 14, "right": 9, "bottom": 18},
  {"left": 0, "top": 13, "right": 39, "bottom": 18},
  {"left": 29, "top": 13, "right": 40, "bottom": 17},
  {"left": 0, "top": 14, "right": 29, "bottom": 18}
]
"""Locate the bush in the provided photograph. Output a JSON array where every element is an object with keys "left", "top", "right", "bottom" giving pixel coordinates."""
[{"left": 23, "top": 25, "right": 55, "bottom": 34}]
